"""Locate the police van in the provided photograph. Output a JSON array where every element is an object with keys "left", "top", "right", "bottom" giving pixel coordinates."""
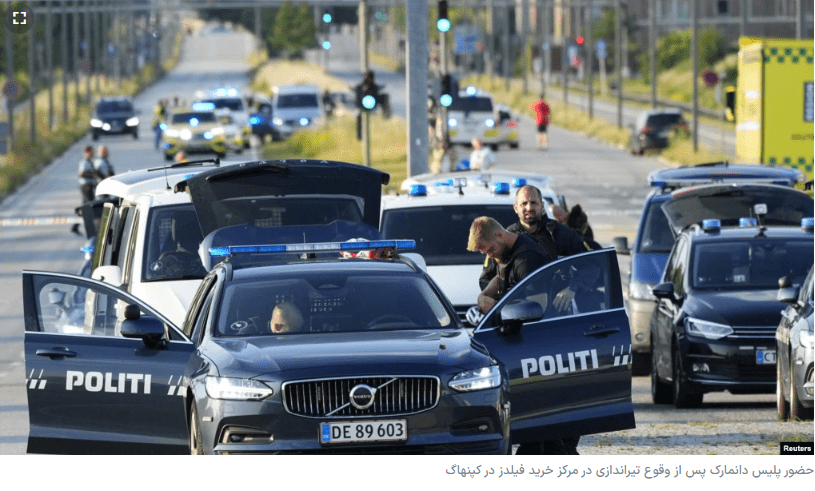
[{"left": 446, "top": 87, "right": 502, "bottom": 149}]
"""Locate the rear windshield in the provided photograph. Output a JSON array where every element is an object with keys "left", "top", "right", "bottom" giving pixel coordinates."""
[
  {"left": 449, "top": 97, "right": 493, "bottom": 112},
  {"left": 171, "top": 112, "right": 216, "bottom": 124},
  {"left": 636, "top": 201, "right": 674, "bottom": 253},
  {"left": 142, "top": 204, "right": 207, "bottom": 282},
  {"left": 276, "top": 93, "right": 319, "bottom": 109},
  {"left": 216, "top": 273, "right": 453, "bottom": 336},
  {"left": 692, "top": 238, "right": 814, "bottom": 290},
  {"left": 645, "top": 114, "right": 684, "bottom": 127},
  {"left": 97, "top": 100, "right": 133, "bottom": 113},
  {"left": 200, "top": 98, "right": 244, "bottom": 111},
  {"left": 381, "top": 204, "right": 517, "bottom": 265}
]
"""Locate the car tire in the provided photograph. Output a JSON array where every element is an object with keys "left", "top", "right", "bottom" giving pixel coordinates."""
[
  {"left": 189, "top": 402, "right": 203, "bottom": 455},
  {"left": 651, "top": 341, "right": 672, "bottom": 404},
  {"left": 789, "top": 358, "right": 813, "bottom": 421},
  {"left": 672, "top": 343, "right": 702, "bottom": 408},
  {"left": 509, "top": 142, "right": 519, "bottom": 149},
  {"left": 92, "top": 132, "right": 99, "bottom": 141},
  {"left": 133, "top": 131, "right": 138, "bottom": 140},
  {"left": 632, "top": 351, "right": 652, "bottom": 376},
  {"left": 490, "top": 144, "right": 499, "bottom": 151},
  {"left": 777, "top": 358, "right": 790, "bottom": 421}
]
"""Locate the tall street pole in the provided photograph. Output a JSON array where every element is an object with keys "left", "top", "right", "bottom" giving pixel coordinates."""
[
  {"left": 359, "top": 0, "right": 370, "bottom": 168},
  {"left": 615, "top": 0, "right": 622, "bottom": 128},
  {"left": 522, "top": 0, "right": 529, "bottom": 94},
  {"left": 5, "top": 26, "right": 14, "bottom": 149},
  {"left": 586, "top": 0, "right": 594, "bottom": 119},
  {"left": 406, "top": 0, "right": 429, "bottom": 177},
  {"left": 503, "top": 4, "right": 511, "bottom": 92},
  {"left": 649, "top": 0, "right": 656, "bottom": 108},
  {"left": 691, "top": 0, "right": 698, "bottom": 152},
  {"left": 46, "top": 1, "right": 54, "bottom": 130},
  {"left": 487, "top": 0, "right": 494, "bottom": 83},
  {"left": 29, "top": 15, "right": 36, "bottom": 143},
  {"left": 62, "top": 0, "right": 69, "bottom": 123}
]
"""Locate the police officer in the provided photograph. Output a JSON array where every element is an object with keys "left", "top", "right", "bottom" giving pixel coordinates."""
[
  {"left": 95, "top": 145, "right": 115, "bottom": 180},
  {"left": 77, "top": 146, "right": 97, "bottom": 204}
]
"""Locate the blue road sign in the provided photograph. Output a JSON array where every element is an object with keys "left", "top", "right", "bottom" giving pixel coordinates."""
[
  {"left": 596, "top": 40, "right": 607, "bottom": 59},
  {"left": 454, "top": 33, "right": 479, "bottom": 54}
]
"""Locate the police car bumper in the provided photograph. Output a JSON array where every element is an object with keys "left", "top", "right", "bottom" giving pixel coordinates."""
[
  {"left": 197, "top": 388, "right": 509, "bottom": 455},
  {"left": 628, "top": 298, "right": 656, "bottom": 352},
  {"left": 678, "top": 335, "right": 777, "bottom": 394}
]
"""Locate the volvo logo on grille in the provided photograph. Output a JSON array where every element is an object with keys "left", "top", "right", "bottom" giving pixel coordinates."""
[
  {"left": 349, "top": 384, "right": 376, "bottom": 410},
  {"left": 466, "top": 306, "right": 484, "bottom": 326}
]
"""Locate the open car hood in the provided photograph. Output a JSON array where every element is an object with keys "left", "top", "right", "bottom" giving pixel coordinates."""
[
  {"left": 174, "top": 159, "right": 389, "bottom": 237},
  {"left": 662, "top": 183, "right": 813, "bottom": 233}
]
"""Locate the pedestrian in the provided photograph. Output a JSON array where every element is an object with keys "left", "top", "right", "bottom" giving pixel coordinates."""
[
  {"left": 95, "top": 145, "right": 115, "bottom": 180},
  {"left": 77, "top": 145, "right": 98, "bottom": 204},
  {"left": 153, "top": 99, "right": 167, "bottom": 150},
  {"left": 469, "top": 137, "right": 496, "bottom": 170},
  {"left": 531, "top": 94, "right": 550, "bottom": 150},
  {"left": 566, "top": 204, "right": 602, "bottom": 250},
  {"left": 174, "top": 151, "right": 188, "bottom": 164},
  {"left": 430, "top": 118, "right": 457, "bottom": 174}
]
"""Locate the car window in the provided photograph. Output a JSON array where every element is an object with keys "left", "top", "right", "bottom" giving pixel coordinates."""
[
  {"left": 692, "top": 239, "right": 814, "bottom": 290},
  {"left": 97, "top": 101, "right": 133, "bottom": 113},
  {"left": 171, "top": 112, "right": 216, "bottom": 124},
  {"left": 449, "top": 97, "right": 493, "bottom": 112},
  {"left": 670, "top": 238, "right": 688, "bottom": 296},
  {"left": 276, "top": 93, "right": 319, "bottom": 108},
  {"left": 381, "top": 204, "right": 518, "bottom": 266},
  {"left": 200, "top": 98, "right": 243, "bottom": 111},
  {"left": 216, "top": 273, "right": 453, "bottom": 336},
  {"left": 637, "top": 200, "right": 674, "bottom": 253},
  {"left": 142, "top": 204, "right": 207, "bottom": 282},
  {"left": 645, "top": 114, "right": 683, "bottom": 127}
]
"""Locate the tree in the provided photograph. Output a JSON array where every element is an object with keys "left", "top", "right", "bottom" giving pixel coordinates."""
[{"left": 269, "top": 2, "right": 317, "bottom": 59}]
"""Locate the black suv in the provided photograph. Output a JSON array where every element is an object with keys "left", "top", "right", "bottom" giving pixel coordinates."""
[
  {"left": 650, "top": 184, "right": 814, "bottom": 408},
  {"left": 629, "top": 109, "right": 688, "bottom": 154},
  {"left": 90, "top": 97, "right": 139, "bottom": 140}
]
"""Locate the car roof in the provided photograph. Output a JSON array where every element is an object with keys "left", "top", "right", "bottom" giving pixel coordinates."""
[
  {"left": 648, "top": 162, "right": 803, "bottom": 191},
  {"left": 227, "top": 256, "right": 419, "bottom": 281},
  {"left": 401, "top": 170, "right": 554, "bottom": 194},
  {"left": 382, "top": 191, "right": 518, "bottom": 210},
  {"left": 95, "top": 160, "right": 223, "bottom": 201},
  {"left": 642, "top": 108, "right": 683, "bottom": 116},
  {"left": 274, "top": 84, "right": 320, "bottom": 95},
  {"left": 685, "top": 224, "right": 814, "bottom": 242}
]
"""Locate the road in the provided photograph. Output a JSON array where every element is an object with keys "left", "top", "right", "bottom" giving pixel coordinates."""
[{"left": 0, "top": 25, "right": 807, "bottom": 456}]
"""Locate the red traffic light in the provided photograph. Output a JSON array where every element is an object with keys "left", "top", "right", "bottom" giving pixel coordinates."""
[{"left": 576, "top": 36, "right": 584, "bottom": 46}]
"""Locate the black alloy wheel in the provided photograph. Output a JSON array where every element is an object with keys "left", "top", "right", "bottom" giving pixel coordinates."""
[
  {"left": 672, "top": 343, "right": 703, "bottom": 408},
  {"left": 789, "top": 358, "right": 814, "bottom": 421},
  {"left": 189, "top": 402, "right": 203, "bottom": 455}
]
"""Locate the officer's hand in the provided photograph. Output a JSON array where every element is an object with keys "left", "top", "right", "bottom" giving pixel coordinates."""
[
  {"left": 553, "top": 286, "right": 575, "bottom": 312},
  {"left": 478, "top": 295, "right": 497, "bottom": 314}
]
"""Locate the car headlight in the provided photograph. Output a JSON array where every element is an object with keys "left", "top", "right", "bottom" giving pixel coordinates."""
[
  {"left": 449, "top": 366, "right": 501, "bottom": 392},
  {"left": 211, "top": 127, "right": 225, "bottom": 136},
  {"left": 205, "top": 377, "right": 273, "bottom": 400},
  {"left": 629, "top": 280, "right": 656, "bottom": 301},
  {"left": 799, "top": 329, "right": 814, "bottom": 349},
  {"left": 126, "top": 117, "right": 139, "bottom": 126},
  {"left": 273, "top": 117, "right": 284, "bottom": 126},
  {"left": 180, "top": 129, "right": 192, "bottom": 140},
  {"left": 448, "top": 118, "right": 458, "bottom": 128},
  {"left": 685, "top": 317, "right": 733, "bottom": 340},
  {"left": 164, "top": 128, "right": 179, "bottom": 138},
  {"left": 484, "top": 118, "right": 496, "bottom": 128},
  {"left": 90, "top": 118, "right": 103, "bottom": 128}
]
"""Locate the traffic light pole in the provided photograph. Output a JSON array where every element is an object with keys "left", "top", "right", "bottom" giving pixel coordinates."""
[
  {"left": 440, "top": 23, "right": 449, "bottom": 149},
  {"left": 359, "top": 0, "right": 370, "bottom": 167}
]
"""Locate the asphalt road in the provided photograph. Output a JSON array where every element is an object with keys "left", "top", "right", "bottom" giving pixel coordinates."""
[{"left": 0, "top": 25, "right": 805, "bottom": 456}]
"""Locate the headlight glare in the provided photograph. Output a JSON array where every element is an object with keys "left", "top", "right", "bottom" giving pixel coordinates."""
[
  {"left": 449, "top": 366, "right": 501, "bottom": 392},
  {"left": 90, "top": 118, "right": 103, "bottom": 128},
  {"left": 685, "top": 317, "right": 733, "bottom": 340},
  {"left": 205, "top": 377, "right": 273, "bottom": 400},
  {"left": 126, "top": 117, "right": 139, "bottom": 126},
  {"left": 164, "top": 128, "right": 179, "bottom": 138},
  {"left": 629, "top": 280, "right": 656, "bottom": 301}
]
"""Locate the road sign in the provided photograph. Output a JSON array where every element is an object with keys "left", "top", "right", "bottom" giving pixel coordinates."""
[
  {"left": 702, "top": 69, "right": 719, "bottom": 88},
  {"left": 2, "top": 81, "right": 20, "bottom": 100},
  {"left": 571, "top": 55, "right": 582, "bottom": 69},
  {"left": 596, "top": 40, "right": 607, "bottom": 59},
  {"left": 454, "top": 33, "right": 480, "bottom": 54}
]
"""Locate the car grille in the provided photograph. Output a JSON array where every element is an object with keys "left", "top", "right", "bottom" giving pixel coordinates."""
[
  {"left": 730, "top": 325, "right": 777, "bottom": 339},
  {"left": 283, "top": 376, "right": 440, "bottom": 418}
]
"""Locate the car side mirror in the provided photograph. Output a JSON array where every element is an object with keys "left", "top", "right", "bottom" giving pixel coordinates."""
[
  {"left": 120, "top": 307, "right": 166, "bottom": 349},
  {"left": 778, "top": 275, "right": 791, "bottom": 288},
  {"left": 612, "top": 236, "right": 630, "bottom": 255},
  {"left": 91, "top": 265, "right": 123, "bottom": 287},
  {"left": 499, "top": 300, "right": 544, "bottom": 335},
  {"left": 651, "top": 282, "right": 675, "bottom": 300},
  {"left": 777, "top": 285, "right": 800, "bottom": 304}
]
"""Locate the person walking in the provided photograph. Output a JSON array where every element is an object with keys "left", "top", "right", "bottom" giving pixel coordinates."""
[
  {"left": 152, "top": 99, "right": 167, "bottom": 150},
  {"left": 77, "top": 146, "right": 98, "bottom": 204},
  {"left": 531, "top": 94, "right": 550, "bottom": 150}
]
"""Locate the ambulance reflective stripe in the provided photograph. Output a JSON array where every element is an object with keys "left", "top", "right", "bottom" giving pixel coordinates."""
[
  {"left": 612, "top": 345, "right": 632, "bottom": 366},
  {"left": 27, "top": 369, "right": 47, "bottom": 390},
  {"left": 521, "top": 349, "right": 599, "bottom": 378},
  {"left": 66, "top": 370, "right": 152, "bottom": 394}
]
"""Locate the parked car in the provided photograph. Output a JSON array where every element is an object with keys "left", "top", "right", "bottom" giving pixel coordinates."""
[
  {"left": 629, "top": 108, "right": 688, "bottom": 155},
  {"left": 776, "top": 264, "right": 814, "bottom": 421}
]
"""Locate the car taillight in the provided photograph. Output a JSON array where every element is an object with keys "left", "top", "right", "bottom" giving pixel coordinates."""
[
  {"left": 506, "top": 121, "right": 517, "bottom": 128},
  {"left": 641, "top": 125, "right": 654, "bottom": 134}
]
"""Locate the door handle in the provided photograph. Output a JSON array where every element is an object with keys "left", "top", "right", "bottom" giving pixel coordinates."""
[
  {"left": 583, "top": 325, "right": 620, "bottom": 338},
  {"left": 36, "top": 348, "right": 77, "bottom": 359}
]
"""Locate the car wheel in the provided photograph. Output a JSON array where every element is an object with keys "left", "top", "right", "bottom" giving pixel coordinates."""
[
  {"left": 189, "top": 402, "right": 203, "bottom": 455},
  {"left": 651, "top": 341, "right": 672, "bottom": 404},
  {"left": 777, "top": 358, "right": 790, "bottom": 421},
  {"left": 490, "top": 144, "right": 499, "bottom": 151},
  {"left": 632, "top": 351, "right": 652, "bottom": 376},
  {"left": 789, "top": 358, "right": 813, "bottom": 421},
  {"left": 509, "top": 142, "right": 519, "bottom": 149},
  {"left": 132, "top": 131, "right": 138, "bottom": 140},
  {"left": 92, "top": 132, "right": 99, "bottom": 141},
  {"left": 672, "top": 343, "right": 702, "bottom": 408}
]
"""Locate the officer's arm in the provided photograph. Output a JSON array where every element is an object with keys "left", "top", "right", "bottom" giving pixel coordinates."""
[
  {"left": 479, "top": 257, "right": 497, "bottom": 290},
  {"left": 477, "top": 276, "right": 499, "bottom": 314}
]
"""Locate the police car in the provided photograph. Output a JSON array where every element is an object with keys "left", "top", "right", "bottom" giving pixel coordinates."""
[
  {"left": 382, "top": 177, "right": 562, "bottom": 327},
  {"left": 496, "top": 103, "right": 520, "bottom": 150},
  {"left": 650, "top": 183, "right": 814, "bottom": 408},
  {"left": 194, "top": 87, "right": 252, "bottom": 148},
  {"left": 161, "top": 104, "right": 228, "bottom": 161},
  {"left": 23, "top": 232, "right": 634, "bottom": 454},
  {"left": 91, "top": 159, "right": 389, "bottom": 327},
  {"left": 214, "top": 111, "right": 246, "bottom": 154},
  {"left": 446, "top": 87, "right": 502, "bottom": 149},
  {"left": 613, "top": 163, "right": 805, "bottom": 374}
]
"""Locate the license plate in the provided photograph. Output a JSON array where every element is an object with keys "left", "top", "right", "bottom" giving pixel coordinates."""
[
  {"left": 320, "top": 419, "right": 407, "bottom": 444},
  {"left": 756, "top": 349, "right": 776, "bottom": 365}
]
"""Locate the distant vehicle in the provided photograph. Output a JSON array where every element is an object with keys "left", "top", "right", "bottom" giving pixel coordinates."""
[
  {"left": 496, "top": 104, "right": 519, "bottom": 150},
  {"left": 613, "top": 163, "right": 805, "bottom": 375},
  {"left": 272, "top": 85, "right": 324, "bottom": 130},
  {"left": 776, "top": 265, "right": 814, "bottom": 422},
  {"left": 161, "top": 104, "right": 227, "bottom": 161},
  {"left": 91, "top": 97, "right": 139, "bottom": 140},
  {"left": 629, "top": 108, "right": 689, "bottom": 155},
  {"left": 650, "top": 184, "right": 814, "bottom": 408},
  {"left": 194, "top": 88, "right": 251, "bottom": 148},
  {"left": 215, "top": 112, "right": 245, "bottom": 154},
  {"left": 247, "top": 93, "right": 291, "bottom": 142},
  {"left": 446, "top": 87, "right": 501, "bottom": 149}
]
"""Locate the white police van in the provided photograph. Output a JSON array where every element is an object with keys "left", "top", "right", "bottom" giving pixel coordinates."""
[{"left": 446, "top": 87, "right": 501, "bottom": 149}]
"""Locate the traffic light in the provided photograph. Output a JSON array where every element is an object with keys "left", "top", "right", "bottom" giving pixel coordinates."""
[
  {"left": 437, "top": 1, "right": 450, "bottom": 33},
  {"left": 357, "top": 74, "right": 379, "bottom": 111},
  {"left": 576, "top": 36, "right": 584, "bottom": 46},
  {"left": 322, "top": 10, "right": 332, "bottom": 24},
  {"left": 440, "top": 74, "right": 453, "bottom": 107}
]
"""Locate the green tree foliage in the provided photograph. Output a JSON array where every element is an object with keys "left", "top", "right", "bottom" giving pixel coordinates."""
[
  {"left": 269, "top": 2, "right": 317, "bottom": 59},
  {"left": 639, "top": 27, "right": 727, "bottom": 82},
  {"left": 592, "top": 8, "right": 639, "bottom": 72}
]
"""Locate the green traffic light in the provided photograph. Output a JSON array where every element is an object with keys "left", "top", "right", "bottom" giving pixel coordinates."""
[{"left": 437, "top": 19, "right": 451, "bottom": 33}]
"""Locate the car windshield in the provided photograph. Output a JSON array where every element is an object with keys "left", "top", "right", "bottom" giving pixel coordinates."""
[
  {"left": 691, "top": 238, "right": 814, "bottom": 290},
  {"left": 216, "top": 272, "right": 453, "bottom": 336},
  {"left": 276, "top": 93, "right": 319, "bottom": 108},
  {"left": 142, "top": 204, "right": 207, "bottom": 282},
  {"left": 637, "top": 201, "right": 674, "bottom": 253},
  {"left": 381, "top": 204, "right": 518, "bottom": 265},
  {"left": 171, "top": 112, "right": 216, "bottom": 124},
  {"left": 645, "top": 114, "right": 683, "bottom": 128},
  {"left": 201, "top": 98, "right": 243, "bottom": 111},
  {"left": 449, "top": 97, "right": 493, "bottom": 112},
  {"left": 97, "top": 100, "right": 132, "bottom": 113}
]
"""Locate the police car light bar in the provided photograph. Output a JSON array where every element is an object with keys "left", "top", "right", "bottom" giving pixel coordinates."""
[
  {"left": 802, "top": 217, "right": 814, "bottom": 232},
  {"left": 650, "top": 176, "right": 796, "bottom": 188},
  {"left": 192, "top": 102, "right": 216, "bottom": 111},
  {"left": 702, "top": 219, "right": 721, "bottom": 233},
  {"left": 408, "top": 184, "right": 427, "bottom": 196},
  {"left": 492, "top": 182, "right": 510, "bottom": 195},
  {"left": 210, "top": 240, "right": 416, "bottom": 258}
]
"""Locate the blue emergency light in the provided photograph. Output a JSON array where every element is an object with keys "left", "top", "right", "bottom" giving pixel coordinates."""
[
  {"left": 512, "top": 178, "right": 527, "bottom": 187},
  {"left": 249, "top": 116, "right": 262, "bottom": 125},
  {"left": 209, "top": 240, "right": 416, "bottom": 258},
  {"left": 466, "top": 86, "right": 477, "bottom": 96},
  {"left": 802, "top": 217, "right": 814, "bottom": 232},
  {"left": 739, "top": 217, "right": 758, "bottom": 227},
  {"left": 493, "top": 182, "right": 510, "bottom": 195},
  {"left": 702, "top": 219, "right": 721, "bottom": 233},
  {"left": 192, "top": 102, "right": 215, "bottom": 111},
  {"left": 408, "top": 184, "right": 427, "bottom": 196}
]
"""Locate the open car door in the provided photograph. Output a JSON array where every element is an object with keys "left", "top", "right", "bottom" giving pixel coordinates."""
[
  {"left": 472, "top": 249, "right": 635, "bottom": 443},
  {"left": 22, "top": 271, "right": 194, "bottom": 454}
]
